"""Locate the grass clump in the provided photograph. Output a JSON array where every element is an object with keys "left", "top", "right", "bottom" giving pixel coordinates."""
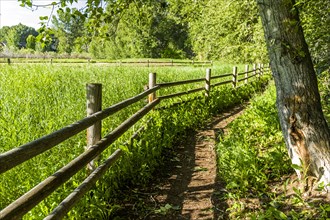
[{"left": 217, "top": 84, "right": 291, "bottom": 196}]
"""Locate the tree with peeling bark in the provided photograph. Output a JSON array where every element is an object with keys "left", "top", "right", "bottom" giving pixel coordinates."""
[{"left": 257, "top": 0, "right": 330, "bottom": 189}]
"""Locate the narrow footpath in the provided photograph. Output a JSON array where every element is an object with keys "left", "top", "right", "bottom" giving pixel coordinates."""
[{"left": 115, "top": 104, "right": 246, "bottom": 220}]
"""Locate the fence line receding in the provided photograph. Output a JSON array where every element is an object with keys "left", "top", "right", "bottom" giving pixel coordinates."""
[{"left": 0, "top": 63, "right": 269, "bottom": 220}]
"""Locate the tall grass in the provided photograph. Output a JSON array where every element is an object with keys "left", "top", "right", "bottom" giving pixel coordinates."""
[{"left": 0, "top": 63, "right": 264, "bottom": 219}]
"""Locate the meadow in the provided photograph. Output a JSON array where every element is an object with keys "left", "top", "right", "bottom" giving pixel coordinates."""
[
  {"left": 0, "top": 62, "right": 234, "bottom": 153},
  {"left": 0, "top": 62, "right": 268, "bottom": 219}
]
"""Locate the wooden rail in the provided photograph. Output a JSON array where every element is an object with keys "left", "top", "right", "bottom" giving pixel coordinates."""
[
  {"left": 157, "top": 77, "right": 206, "bottom": 87},
  {"left": 117, "top": 60, "right": 213, "bottom": 67},
  {"left": 159, "top": 87, "right": 206, "bottom": 100},
  {"left": 0, "top": 86, "right": 160, "bottom": 174},
  {"left": 0, "top": 58, "right": 213, "bottom": 67},
  {"left": 0, "top": 63, "right": 269, "bottom": 220}
]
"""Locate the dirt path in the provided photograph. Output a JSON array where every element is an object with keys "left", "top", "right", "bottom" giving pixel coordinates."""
[
  {"left": 115, "top": 104, "right": 246, "bottom": 219},
  {"left": 167, "top": 104, "right": 246, "bottom": 219}
]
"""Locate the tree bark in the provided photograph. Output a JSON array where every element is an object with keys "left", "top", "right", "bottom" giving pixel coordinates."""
[{"left": 257, "top": 0, "right": 330, "bottom": 187}]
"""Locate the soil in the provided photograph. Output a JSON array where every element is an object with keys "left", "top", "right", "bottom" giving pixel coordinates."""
[{"left": 113, "top": 104, "right": 246, "bottom": 220}]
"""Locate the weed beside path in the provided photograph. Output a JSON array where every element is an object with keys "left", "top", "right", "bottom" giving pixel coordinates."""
[{"left": 112, "top": 104, "right": 247, "bottom": 219}]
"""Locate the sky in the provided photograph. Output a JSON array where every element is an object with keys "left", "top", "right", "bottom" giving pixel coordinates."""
[{"left": 0, "top": 0, "right": 87, "bottom": 29}]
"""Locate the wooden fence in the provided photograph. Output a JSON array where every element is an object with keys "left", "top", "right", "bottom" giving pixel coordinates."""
[
  {"left": 0, "top": 64, "right": 269, "bottom": 220},
  {"left": 0, "top": 58, "right": 212, "bottom": 67}
]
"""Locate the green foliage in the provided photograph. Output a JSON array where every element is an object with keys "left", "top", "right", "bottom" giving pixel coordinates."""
[
  {"left": 85, "top": 0, "right": 268, "bottom": 62},
  {"left": 12, "top": 0, "right": 328, "bottom": 69},
  {"left": 0, "top": 23, "right": 38, "bottom": 51},
  {"left": 154, "top": 203, "right": 180, "bottom": 215},
  {"left": 217, "top": 84, "right": 291, "bottom": 199},
  {"left": 217, "top": 81, "right": 330, "bottom": 219},
  {"left": 52, "top": 8, "right": 86, "bottom": 53},
  {"left": 297, "top": 0, "right": 330, "bottom": 72},
  {"left": 15, "top": 0, "right": 268, "bottom": 62},
  {"left": 318, "top": 70, "right": 330, "bottom": 122},
  {"left": 88, "top": 0, "right": 192, "bottom": 59},
  {"left": 189, "top": 0, "right": 267, "bottom": 63},
  {"left": 26, "top": 35, "right": 36, "bottom": 50}
]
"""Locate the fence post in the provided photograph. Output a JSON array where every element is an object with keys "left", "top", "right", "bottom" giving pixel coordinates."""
[
  {"left": 245, "top": 64, "right": 249, "bottom": 84},
  {"left": 7, "top": 58, "right": 11, "bottom": 65},
  {"left": 148, "top": 72, "right": 156, "bottom": 103},
  {"left": 232, "top": 66, "right": 238, "bottom": 88},
  {"left": 253, "top": 63, "right": 257, "bottom": 77},
  {"left": 171, "top": 59, "right": 174, "bottom": 66},
  {"left": 86, "top": 83, "right": 102, "bottom": 172},
  {"left": 205, "top": 68, "right": 211, "bottom": 97},
  {"left": 147, "top": 59, "right": 150, "bottom": 67},
  {"left": 258, "top": 63, "right": 262, "bottom": 77}
]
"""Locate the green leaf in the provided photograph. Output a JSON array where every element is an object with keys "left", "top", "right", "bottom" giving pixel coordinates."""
[
  {"left": 227, "top": 181, "right": 239, "bottom": 189},
  {"left": 39, "top": 16, "right": 49, "bottom": 21},
  {"left": 194, "top": 166, "right": 208, "bottom": 172},
  {"left": 26, "top": 0, "right": 32, "bottom": 7},
  {"left": 291, "top": 164, "right": 302, "bottom": 171},
  {"left": 278, "top": 210, "right": 287, "bottom": 219}
]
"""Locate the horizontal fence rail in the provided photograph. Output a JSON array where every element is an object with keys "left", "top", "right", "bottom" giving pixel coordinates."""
[
  {"left": 159, "top": 87, "right": 206, "bottom": 100},
  {"left": 0, "top": 63, "right": 270, "bottom": 219},
  {"left": 0, "top": 58, "right": 213, "bottom": 67},
  {"left": 0, "top": 86, "right": 160, "bottom": 175},
  {"left": 211, "top": 80, "right": 233, "bottom": 88},
  {"left": 157, "top": 77, "right": 206, "bottom": 87},
  {"left": 210, "top": 73, "right": 233, "bottom": 80}
]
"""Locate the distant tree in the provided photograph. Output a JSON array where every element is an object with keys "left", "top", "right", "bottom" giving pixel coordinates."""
[
  {"left": 26, "top": 35, "right": 36, "bottom": 50},
  {"left": 0, "top": 26, "right": 11, "bottom": 43},
  {"left": 0, "top": 24, "right": 38, "bottom": 50},
  {"left": 52, "top": 8, "right": 86, "bottom": 53},
  {"left": 6, "top": 29, "right": 21, "bottom": 50},
  {"left": 88, "top": 0, "right": 192, "bottom": 59}
]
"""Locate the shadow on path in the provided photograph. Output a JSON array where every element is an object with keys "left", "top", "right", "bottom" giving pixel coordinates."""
[{"left": 112, "top": 104, "right": 246, "bottom": 220}]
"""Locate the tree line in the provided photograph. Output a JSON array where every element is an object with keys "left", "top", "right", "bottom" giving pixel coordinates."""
[{"left": 0, "top": 0, "right": 327, "bottom": 72}]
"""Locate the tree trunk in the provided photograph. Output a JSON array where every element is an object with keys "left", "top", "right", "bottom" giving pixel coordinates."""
[{"left": 257, "top": 0, "right": 330, "bottom": 187}]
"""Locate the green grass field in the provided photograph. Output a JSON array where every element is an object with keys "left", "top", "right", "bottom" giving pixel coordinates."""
[{"left": 1, "top": 62, "right": 263, "bottom": 219}]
